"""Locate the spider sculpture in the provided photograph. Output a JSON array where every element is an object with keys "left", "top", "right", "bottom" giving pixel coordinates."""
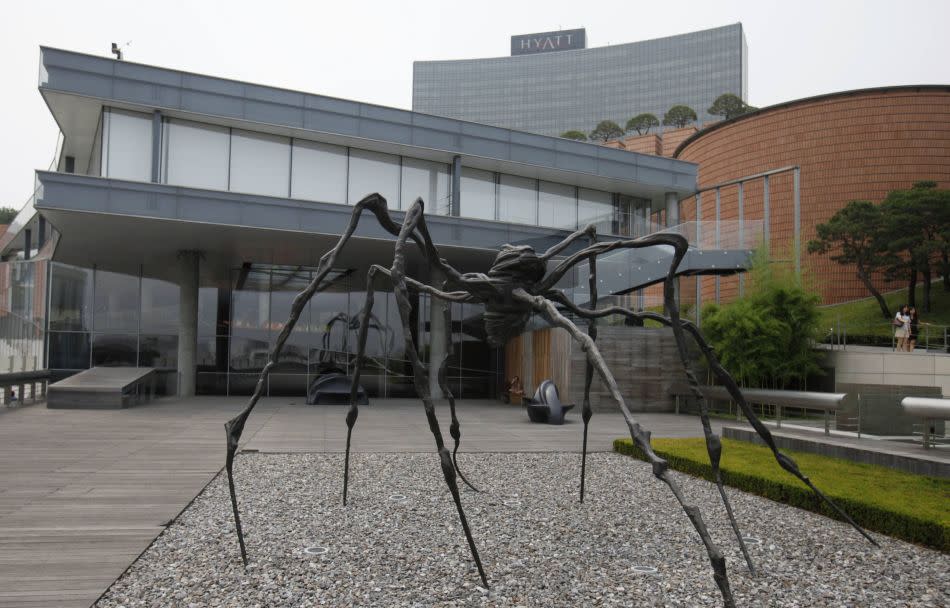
[{"left": 223, "top": 193, "right": 877, "bottom": 608}]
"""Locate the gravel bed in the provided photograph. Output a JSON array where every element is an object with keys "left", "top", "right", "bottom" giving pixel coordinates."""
[{"left": 96, "top": 452, "right": 948, "bottom": 607}]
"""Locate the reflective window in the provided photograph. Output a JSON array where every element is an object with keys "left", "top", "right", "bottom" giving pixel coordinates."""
[
  {"left": 163, "top": 120, "right": 230, "bottom": 190},
  {"left": 269, "top": 267, "right": 313, "bottom": 374},
  {"left": 50, "top": 263, "right": 93, "bottom": 332},
  {"left": 460, "top": 168, "right": 496, "bottom": 220},
  {"left": 539, "top": 181, "right": 577, "bottom": 229},
  {"left": 578, "top": 188, "right": 613, "bottom": 233},
  {"left": 140, "top": 277, "right": 179, "bottom": 334},
  {"left": 229, "top": 130, "right": 290, "bottom": 197},
  {"left": 92, "top": 334, "right": 138, "bottom": 367},
  {"left": 400, "top": 158, "right": 450, "bottom": 214},
  {"left": 290, "top": 140, "right": 347, "bottom": 204},
  {"left": 88, "top": 114, "right": 103, "bottom": 176},
  {"left": 139, "top": 334, "right": 178, "bottom": 368},
  {"left": 348, "top": 149, "right": 400, "bottom": 207},
  {"left": 499, "top": 174, "right": 537, "bottom": 226},
  {"left": 103, "top": 109, "right": 152, "bottom": 181},
  {"left": 49, "top": 332, "right": 90, "bottom": 369},
  {"left": 94, "top": 270, "right": 140, "bottom": 332}
]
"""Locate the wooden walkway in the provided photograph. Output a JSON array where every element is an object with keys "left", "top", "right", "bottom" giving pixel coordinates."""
[{"left": 0, "top": 396, "right": 716, "bottom": 607}]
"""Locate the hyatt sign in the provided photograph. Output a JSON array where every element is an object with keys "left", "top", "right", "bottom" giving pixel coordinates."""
[{"left": 511, "top": 28, "right": 586, "bottom": 56}]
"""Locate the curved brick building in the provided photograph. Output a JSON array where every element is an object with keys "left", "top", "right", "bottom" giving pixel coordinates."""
[{"left": 674, "top": 85, "right": 950, "bottom": 306}]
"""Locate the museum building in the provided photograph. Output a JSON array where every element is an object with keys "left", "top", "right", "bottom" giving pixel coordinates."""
[{"left": 0, "top": 47, "right": 699, "bottom": 400}]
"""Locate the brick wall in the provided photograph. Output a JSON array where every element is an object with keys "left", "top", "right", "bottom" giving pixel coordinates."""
[{"left": 675, "top": 87, "right": 950, "bottom": 306}]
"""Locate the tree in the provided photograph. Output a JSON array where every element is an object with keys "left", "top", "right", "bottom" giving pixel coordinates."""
[
  {"left": 0, "top": 207, "right": 17, "bottom": 224},
  {"left": 707, "top": 93, "right": 757, "bottom": 120},
  {"left": 560, "top": 130, "right": 588, "bottom": 141},
  {"left": 808, "top": 201, "right": 893, "bottom": 319},
  {"left": 662, "top": 105, "right": 697, "bottom": 128},
  {"left": 703, "top": 247, "right": 823, "bottom": 389},
  {"left": 588, "top": 120, "right": 624, "bottom": 142},
  {"left": 880, "top": 181, "right": 950, "bottom": 312},
  {"left": 625, "top": 113, "right": 660, "bottom": 135}
]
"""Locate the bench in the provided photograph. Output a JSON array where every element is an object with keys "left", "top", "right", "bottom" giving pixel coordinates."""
[
  {"left": 900, "top": 397, "right": 950, "bottom": 449},
  {"left": 47, "top": 367, "right": 156, "bottom": 409},
  {"left": 670, "top": 383, "right": 845, "bottom": 435}
]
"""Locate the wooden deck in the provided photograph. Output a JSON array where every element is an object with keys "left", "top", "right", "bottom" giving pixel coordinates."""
[{"left": 0, "top": 396, "right": 723, "bottom": 607}]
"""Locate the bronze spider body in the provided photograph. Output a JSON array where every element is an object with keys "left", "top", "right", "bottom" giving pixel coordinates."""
[{"left": 223, "top": 194, "right": 877, "bottom": 608}]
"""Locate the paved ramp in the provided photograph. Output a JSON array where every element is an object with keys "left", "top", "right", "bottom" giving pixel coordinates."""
[{"left": 47, "top": 367, "right": 157, "bottom": 409}]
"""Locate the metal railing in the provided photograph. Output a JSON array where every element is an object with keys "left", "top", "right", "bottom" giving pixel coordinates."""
[{"left": 823, "top": 319, "right": 950, "bottom": 353}]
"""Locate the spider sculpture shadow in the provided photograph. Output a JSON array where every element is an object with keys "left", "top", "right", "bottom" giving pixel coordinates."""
[{"left": 223, "top": 194, "right": 877, "bottom": 608}]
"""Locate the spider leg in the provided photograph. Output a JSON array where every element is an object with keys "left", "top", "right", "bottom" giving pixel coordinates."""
[
  {"left": 342, "top": 264, "right": 385, "bottom": 506},
  {"left": 224, "top": 192, "right": 397, "bottom": 565},
  {"left": 434, "top": 282, "right": 479, "bottom": 492},
  {"left": 579, "top": 231, "right": 598, "bottom": 503},
  {"left": 391, "top": 203, "right": 488, "bottom": 586},
  {"left": 513, "top": 286, "right": 736, "bottom": 608},
  {"left": 548, "top": 290, "right": 756, "bottom": 574},
  {"left": 551, "top": 290, "right": 879, "bottom": 554}
]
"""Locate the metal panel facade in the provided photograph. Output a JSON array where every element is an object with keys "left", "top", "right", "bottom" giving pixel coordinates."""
[{"left": 413, "top": 24, "right": 747, "bottom": 137}]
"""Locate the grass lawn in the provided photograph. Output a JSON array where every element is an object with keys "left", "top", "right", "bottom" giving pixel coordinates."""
[
  {"left": 614, "top": 437, "right": 950, "bottom": 551},
  {"left": 817, "top": 283, "right": 950, "bottom": 339}
]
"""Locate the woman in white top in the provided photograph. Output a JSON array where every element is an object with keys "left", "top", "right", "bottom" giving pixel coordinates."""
[{"left": 894, "top": 305, "right": 910, "bottom": 351}]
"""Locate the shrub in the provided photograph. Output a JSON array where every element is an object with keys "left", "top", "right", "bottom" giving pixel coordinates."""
[{"left": 614, "top": 437, "right": 950, "bottom": 551}]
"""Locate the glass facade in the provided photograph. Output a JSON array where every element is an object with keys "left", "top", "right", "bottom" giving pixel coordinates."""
[
  {"left": 88, "top": 109, "right": 645, "bottom": 236},
  {"left": 0, "top": 258, "right": 48, "bottom": 374},
  {"left": 48, "top": 263, "right": 179, "bottom": 373},
  {"left": 47, "top": 262, "right": 499, "bottom": 399},
  {"left": 413, "top": 23, "right": 747, "bottom": 136}
]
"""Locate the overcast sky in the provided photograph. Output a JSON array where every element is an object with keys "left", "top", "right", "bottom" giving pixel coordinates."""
[{"left": 1, "top": 0, "right": 948, "bottom": 207}]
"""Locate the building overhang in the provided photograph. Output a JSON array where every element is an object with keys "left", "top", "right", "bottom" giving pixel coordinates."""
[
  {"left": 38, "top": 47, "right": 697, "bottom": 204},
  {"left": 35, "top": 171, "right": 591, "bottom": 283}
]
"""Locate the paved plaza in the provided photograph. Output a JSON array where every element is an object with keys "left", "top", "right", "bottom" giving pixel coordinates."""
[{"left": 0, "top": 397, "right": 725, "bottom": 608}]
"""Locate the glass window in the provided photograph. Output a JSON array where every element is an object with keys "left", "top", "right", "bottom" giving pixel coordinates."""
[
  {"left": 92, "top": 334, "right": 138, "bottom": 367},
  {"left": 163, "top": 120, "right": 230, "bottom": 190},
  {"left": 88, "top": 113, "right": 103, "bottom": 176},
  {"left": 269, "top": 267, "right": 313, "bottom": 374},
  {"left": 498, "top": 174, "right": 537, "bottom": 226},
  {"left": 578, "top": 188, "right": 614, "bottom": 233},
  {"left": 290, "top": 140, "right": 347, "bottom": 204},
  {"left": 48, "top": 332, "right": 90, "bottom": 369},
  {"left": 140, "top": 277, "right": 179, "bottom": 334},
  {"left": 50, "top": 263, "right": 93, "bottom": 332},
  {"left": 139, "top": 334, "right": 178, "bottom": 368},
  {"left": 94, "top": 270, "right": 140, "bottom": 332},
  {"left": 539, "top": 181, "right": 577, "bottom": 230},
  {"left": 103, "top": 109, "right": 152, "bottom": 181},
  {"left": 229, "top": 130, "right": 290, "bottom": 197},
  {"left": 400, "top": 158, "right": 450, "bottom": 214},
  {"left": 460, "top": 168, "right": 495, "bottom": 220},
  {"left": 347, "top": 149, "right": 400, "bottom": 207}
]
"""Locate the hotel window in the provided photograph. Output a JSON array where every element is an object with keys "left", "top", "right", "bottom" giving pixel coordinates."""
[
  {"left": 347, "top": 149, "right": 400, "bottom": 207},
  {"left": 400, "top": 158, "right": 450, "bottom": 214},
  {"left": 290, "top": 140, "right": 347, "bottom": 204},
  {"left": 539, "top": 181, "right": 577, "bottom": 230},
  {"left": 498, "top": 174, "right": 537, "bottom": 226},
  {"left": 101, "top": 109, "right": 152, "bottom": 182},
  {"left": 162, "top": 119, "right": 230, "bottom": 191},
  {"left": 460, "top": 168, "right": 496, "bottom": 221},
  {"left": 229, "top": 130, "right": 291, "bottom": 197}
]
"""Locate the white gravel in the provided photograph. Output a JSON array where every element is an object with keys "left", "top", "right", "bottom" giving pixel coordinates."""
[{"left": 95, "top": 453, "right": 949, "bottom": 608}]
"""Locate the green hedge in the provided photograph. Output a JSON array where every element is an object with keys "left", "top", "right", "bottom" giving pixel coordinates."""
[{"left": 613, "top": 437, "right": 950, "bottom": 552}]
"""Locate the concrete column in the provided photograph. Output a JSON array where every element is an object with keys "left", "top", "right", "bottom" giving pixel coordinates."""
[
  {"left": 428, "top": 269, "right": 447, "bottom": 399},
  {"left": 664, "top": 192, "right": 679, "bottom": 227},
  {"left": 177, "top": 251, "right": 200, "bottom": 397}
]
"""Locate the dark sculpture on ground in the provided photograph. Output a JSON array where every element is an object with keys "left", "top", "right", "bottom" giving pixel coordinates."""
[
  {"left": 223, "top": 194, "right": 878, "bottom": 608},
  {"left": 524, "top": 379, "right": 574, "bottom": 424}
]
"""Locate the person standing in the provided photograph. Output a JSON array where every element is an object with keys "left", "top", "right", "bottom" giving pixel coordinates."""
[
  {"left": 907, "top": 307, "right": 920, "bottom": 352},
  {"left": 894, "top": 305, "right": 910, "bottom": 352}
]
